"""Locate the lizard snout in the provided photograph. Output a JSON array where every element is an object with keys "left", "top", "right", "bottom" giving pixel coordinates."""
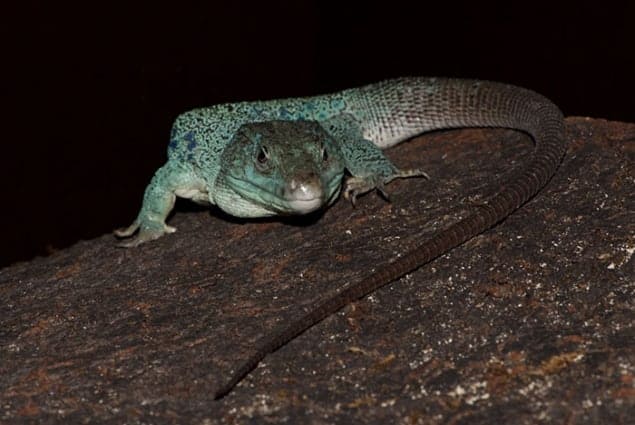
[{"left": 284, "top": 174, "right": 325, "bottom": 213}]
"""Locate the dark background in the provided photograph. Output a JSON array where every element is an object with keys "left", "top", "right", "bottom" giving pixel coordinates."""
[{"left": 1, "top": 1, "right": 634, "bottom": 268}]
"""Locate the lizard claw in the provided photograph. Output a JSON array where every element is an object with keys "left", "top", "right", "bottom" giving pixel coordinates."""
[
  {"left": 375, "top": 183, "right": 391, "bottom": 201},
  {"left": 343, "top": 186, "right": 358, "bottom": 207},
  {"left": 343, "top": 176, "right": 377, "bottom": 207},
  {"left": 344, "top": 183, "right": 390, "bottom": 207}
]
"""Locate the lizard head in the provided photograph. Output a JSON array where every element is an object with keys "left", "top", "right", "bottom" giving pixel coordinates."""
[{"left": 214, "top": 120, "right": 345, "bottom": 217}]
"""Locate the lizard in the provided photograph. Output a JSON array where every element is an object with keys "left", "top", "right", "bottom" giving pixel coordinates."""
[{"left": 115, "top": 77, "right": 566, "bottom": 398}]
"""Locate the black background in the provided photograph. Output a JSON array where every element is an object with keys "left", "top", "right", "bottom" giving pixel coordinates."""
[{"left": 2, "top": 1, "right": 633, "bottom": 268}]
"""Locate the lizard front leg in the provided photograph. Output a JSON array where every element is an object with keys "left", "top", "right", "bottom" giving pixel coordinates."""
[
  {"left": 325, "top": 114, "right": 429, "bottom": 204},
  {"left": 115, "top": 161, "right": 205, "bottom": 247},
  {"left": 341, "top": 138, "right": 430, "bottom": 203}
]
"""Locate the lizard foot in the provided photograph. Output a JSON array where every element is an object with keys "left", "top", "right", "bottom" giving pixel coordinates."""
[
  {"left": 114, "top": 221, "right": 176, "bottom": 248},
  {"left": 343, "top": 168, "right": 430, "bottom": 206}
]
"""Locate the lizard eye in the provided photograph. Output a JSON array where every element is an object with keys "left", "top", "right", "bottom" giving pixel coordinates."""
[
  {"left": 255, "top": 145, "right": 270, "bottom": 170},
  {"left": 320, "top": 143, "right": 329, "bottom": 162},
  {"left": 257, "top": 146, "right": 269, "bottom": 163}
]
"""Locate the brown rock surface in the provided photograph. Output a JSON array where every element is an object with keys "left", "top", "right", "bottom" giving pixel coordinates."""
[{"left": 1, "top": 117, "right": 633, "bottom": 424}]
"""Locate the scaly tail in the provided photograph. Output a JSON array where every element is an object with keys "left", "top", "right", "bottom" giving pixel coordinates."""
[{"left": 350, "top": 77, "right": 562, "bottom": 150}]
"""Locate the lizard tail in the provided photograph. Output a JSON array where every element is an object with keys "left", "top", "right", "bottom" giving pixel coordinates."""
[
  {"left": 214, "top": 78, "right": 566, "bottom": 399},
  {"left": 351, "top": 77, "right": 563, "bottom": 151}
]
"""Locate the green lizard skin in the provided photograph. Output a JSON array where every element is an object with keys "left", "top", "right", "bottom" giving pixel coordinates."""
[
  {"left": 114, "top": 78, "right": 566, "bottom": 398},
  {"left": 116, "top": 78, "right": 439, "bottom": 246}
]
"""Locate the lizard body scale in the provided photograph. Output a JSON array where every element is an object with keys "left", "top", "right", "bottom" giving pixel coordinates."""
[{"left": 115, "top": 78, "right": 566, "bottom": 398}]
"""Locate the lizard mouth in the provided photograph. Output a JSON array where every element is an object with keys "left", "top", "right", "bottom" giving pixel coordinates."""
[
  {"left": 283, "top": 179, "right": 325, "bottom": 213},
  {"left": 223, "top": 166, "right": 344, "bottom": 216},
  {"left": 283, "top": 176, "right": 342, "bottom": 214},
  {"left": 286, "top": 197, "right": 323, "bottom": 214},
  {"left": 223, "top": 175, "right": 325, "bottom": 215}
]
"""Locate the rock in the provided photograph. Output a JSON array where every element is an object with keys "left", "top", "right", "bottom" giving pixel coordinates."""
[{"left": 1, "top": 117, "right": 633, "bottom": 424}]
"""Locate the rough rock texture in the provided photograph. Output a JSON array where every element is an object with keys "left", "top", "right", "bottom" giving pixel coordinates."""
[{"left": 1, "top": 117, "right": 633, "bottom": 424}]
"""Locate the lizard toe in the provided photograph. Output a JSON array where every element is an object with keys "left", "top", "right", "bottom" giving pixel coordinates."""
[
  {"left": 114, "top": 220, "right": 140, "bottom": 238},
  {"left": 115, "top": 221, "right": 175, "bottom": 248},
  {"left": 116, "top": 228, "right": 170, "bottom": 248}
]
